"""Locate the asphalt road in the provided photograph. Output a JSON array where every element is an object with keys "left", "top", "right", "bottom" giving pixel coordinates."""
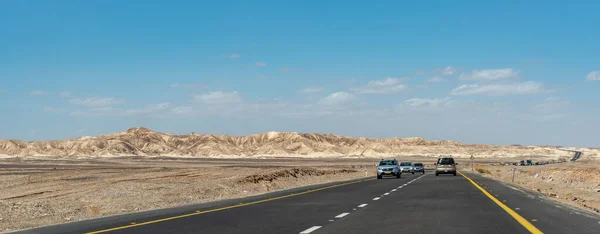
[{"left": 12, "top": 171, "right": 600, "bottom": 234}]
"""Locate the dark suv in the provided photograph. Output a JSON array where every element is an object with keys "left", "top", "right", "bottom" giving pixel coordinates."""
[
  {"left": 435, "top": 157, "right": 457, "bottom": 176},
  {"left": 413, "top": 162, "right": 425, "bottom": 174}
]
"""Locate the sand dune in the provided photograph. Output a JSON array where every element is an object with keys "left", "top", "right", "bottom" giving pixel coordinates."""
[{"left": 0, "top": 127, "right": 594, "bottom": 159}]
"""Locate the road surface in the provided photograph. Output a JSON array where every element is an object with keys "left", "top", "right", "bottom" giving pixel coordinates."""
[{"left": 12, "top": 171, "right": 600, "bottom": 234}]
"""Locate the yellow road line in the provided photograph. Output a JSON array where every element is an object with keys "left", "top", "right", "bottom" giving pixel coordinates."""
[
  {"left": 86, "top": 178, "right": 376, "bottom": 234},
  {"left": 459, "top": 172, "right": 543, "bottom": 234}
]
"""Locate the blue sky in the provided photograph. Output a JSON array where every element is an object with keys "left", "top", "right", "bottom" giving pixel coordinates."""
[{"left": 1, "top": 0, "right": 599, "bottom": 146}]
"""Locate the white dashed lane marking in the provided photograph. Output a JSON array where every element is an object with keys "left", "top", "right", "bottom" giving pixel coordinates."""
[
  {"left": 300, "top": 226, "right": 322, "bottom": 233},
  {"left": 300, "top": 174, "right": 429, "bottom": 234}
]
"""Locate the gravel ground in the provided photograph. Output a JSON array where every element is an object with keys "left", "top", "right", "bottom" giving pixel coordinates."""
[
  {"left": 462, "top": 160, "right": 600, "bottom": 215},
  {"left": 0, "top": 157, "right": 379, "bottom": 233}
]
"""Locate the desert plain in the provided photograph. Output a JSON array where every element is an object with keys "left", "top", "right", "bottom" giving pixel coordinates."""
[{"left": 1, "top": 128, "right": 599, "bottom": 232}]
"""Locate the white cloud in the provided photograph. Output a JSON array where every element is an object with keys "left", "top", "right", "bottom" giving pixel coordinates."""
[
  {"left": 459, "top": 68, "right": 520, "bottom": 81},
  {"left": 449, "top": 81, "right": 545, "bottom": 96},
  {"left": 518, "top": 97, "right": 571, "bottom": 122},
  {"left": 69, "top": 97, "right": 125, "bottom": 107},
  {"left": 585, "top": 71, "right": 600, "bottom": 81},
  {"left": 170, "top": 106, "right": 195, "bottom": 116},
  {"left": 317, "top": 92, "right": 356, "bottom": 105},
  {"left": 439, "top": 66, "right": 457, "bottom": 76},
  {"left": 59, "top": 92, "right": 73, "bottom": 98},
  {"left": 255, "top": 62, "right": 267, "bottom": 67},
  {"left": 124, "top": 103, "right": 170, "bottom": 116},
  {"left": 166, "top": 99, "right": 289, "bottom": 118},
  {"left": 194, "top": 91, "right": 242, "bottom": 105},
  {"left": 69, "top": 102, "right": 169, "bottom": 117},
  {"left": 29, "top": 90, "right": 47, "bottom": 95},
  {"left": 417, "top": 66, "right": 458, "bottom": 76},
  {"left": 426, "top": 76, "right": 446, "bottom": 83},
  {"left": 350, "top": 77, "right": 408, "bottom": 94},
  {"left": 299, "top": 87, "right": 324, "bottom": 93},
  {"left": 70, "top": 107, "right": 120, "bottom": 116},
  {"left": 403, "top": 97, "right": 452, "bottom": 108},
  {"left": 223, "top": 53, "right": 241, "bottom": 59}
]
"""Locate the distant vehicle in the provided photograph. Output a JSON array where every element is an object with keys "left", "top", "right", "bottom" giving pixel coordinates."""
[
  {"left": 413, "top": 162, "right": 425, "bottom": 174},
  {"left": 377, "top": 159, "right": 401, "bottom": 179},
  {"left": 399, "top": 161, "right": 414, "bottom": 174},
  {"left": 435, "top": 157, "right": 457, "bottom": 176},
  {"left": 526, "top": 160, "right": 533, "bottom": 166},
  {"left": 519, "top": 160, "right": 526, "bottom": 166}
]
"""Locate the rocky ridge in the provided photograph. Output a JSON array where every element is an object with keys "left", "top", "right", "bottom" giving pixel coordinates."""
[{"left": 0, "top": 127, "right": 580, "bottom": 159}]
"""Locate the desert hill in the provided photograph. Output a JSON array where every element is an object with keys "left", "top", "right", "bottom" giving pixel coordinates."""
[{"left": 0, "top": 127, "right": 593, "bottom": 159}]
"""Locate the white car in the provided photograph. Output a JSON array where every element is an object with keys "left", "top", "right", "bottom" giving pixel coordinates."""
[
  {"left": 399, "top": 161, "right": 414, "bottom": 174},
  {"left": 376, "top": 159, "right": 402, "bottom": 179}
]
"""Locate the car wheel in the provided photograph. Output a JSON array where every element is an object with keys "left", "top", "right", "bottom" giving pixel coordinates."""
[
  {"left": 435, "top": 173, "right": 439, "bottom": 176},
  {"left": 453, "top": 172, "right": 457, "bottom": 176},
  {"left": 396, "top": 173, "right": 401, "bottom": 179},
  {"left": 377, "top": 175, "right": 382, "bottom": 179},
  {"left": 422, "top": 171, "right": 425, "bottom": 174},
  {"left": 411, "top": 171, "right": 415, "bottom": 174}
]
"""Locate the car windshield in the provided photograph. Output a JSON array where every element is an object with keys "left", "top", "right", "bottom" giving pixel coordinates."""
[
  {"left": 438, "top": 158, "right": 455, "bottom": 165},
  {"left": 414, "top": 163, "right": 423, "bottom": 167},
  {"left": 379, "top": 161, "right": 397, "bottom": 166},
  {"left": 400, "top": 162, "right": 411, "bottom": 166}
]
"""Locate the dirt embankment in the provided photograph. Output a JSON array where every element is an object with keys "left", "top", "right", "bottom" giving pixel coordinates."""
[
  {"left": 0, "top": 158, "right": 370, "bottom": 233},
  {"left": 466, "top": 162, "right": 600, "bottom": 214}
]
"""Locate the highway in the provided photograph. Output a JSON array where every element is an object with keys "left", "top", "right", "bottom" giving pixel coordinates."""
[{"left": 12, "top": 171, "right": 600, "bottom": 234}]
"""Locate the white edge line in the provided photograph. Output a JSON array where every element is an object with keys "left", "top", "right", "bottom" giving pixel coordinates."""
[
  {"left": 373, "top": 197, "right": 380, "bottom": 200},
  {"left": 358, "top": 204, "right": 368, "bottom": 208},
  {"left": 335, "top": 212, "right": 350, "bottom": 218},
  {"left": 300, "top": 226, "right": 322, "bottom": 233},
  {"left": 384, "top": 193, "right": 390, "bottom": 195}
]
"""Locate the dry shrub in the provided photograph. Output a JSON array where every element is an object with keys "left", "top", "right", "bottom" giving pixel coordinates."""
[
  {"left": 476, "top": 168, "right": 491, "bottom": 174},
  {"left": 88, "top": 206, "right": 101, "bottom": 215},
  {"left": 241, "top": 168, "right": 357, "bottom": 184}
]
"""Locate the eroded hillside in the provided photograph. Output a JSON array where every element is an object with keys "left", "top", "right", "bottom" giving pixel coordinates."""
[{"left": 0, "top": 127, "right": 584, "bottom": 159}]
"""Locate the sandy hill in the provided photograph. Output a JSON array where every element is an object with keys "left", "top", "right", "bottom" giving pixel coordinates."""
[{"left": 0, "top": 127, "right": 592, "bottom": 159}]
